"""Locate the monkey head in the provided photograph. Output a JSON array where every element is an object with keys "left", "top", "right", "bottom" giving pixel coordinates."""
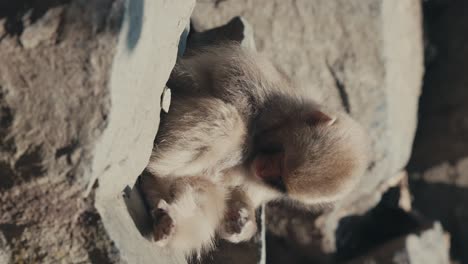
[{"left": 250, "top": 106, "right": 369, "bottom": 205}]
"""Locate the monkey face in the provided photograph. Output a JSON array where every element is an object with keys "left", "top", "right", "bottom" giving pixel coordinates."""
[
  {"left": 251, "top": 122, "right": 288, "bottom": 194},
  {"left": 252, "top": 110, "right": 368, "bottom": 205},
  {"left": 253, "top": 152, "right": 287, "bottom": 192}
]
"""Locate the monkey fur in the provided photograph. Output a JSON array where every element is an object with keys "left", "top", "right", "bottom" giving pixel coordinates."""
[{"left": 141, "top": 43, "right": 368, "bottom": 257}]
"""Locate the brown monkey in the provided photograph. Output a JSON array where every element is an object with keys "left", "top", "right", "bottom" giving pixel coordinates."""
[
  {"left": 142, "top": 43, "right": 368, "bottom": 255},
  {"left": 140, "top": 96, "right": 254, "bottom": 257},
  {"left": 162, "top": 43, "right": 368, "bottom": 203}
]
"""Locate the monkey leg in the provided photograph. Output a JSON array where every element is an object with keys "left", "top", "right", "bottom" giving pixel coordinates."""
[
  {"left": 218, "top": 186, "right": 257, "bottom": 243},
  {"left": 150, "top": 199, "right": 176, "bottom": 246},
  {"left": 147, "top": 96, "right": 246, "bottom": 179},
  {"left": 139, "top": 171, "right": 177, "bottom": 245},
  {"left": 140, "top": 172, "right": 226, "bottom": 254}
]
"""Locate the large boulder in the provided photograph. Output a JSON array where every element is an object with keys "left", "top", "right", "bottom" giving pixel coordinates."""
[
  {"left": 0, "top": 0, "right": 193, "bottom": 263},
  {"left": 191, "top": 0, "right": 423, "bottom": 259}
]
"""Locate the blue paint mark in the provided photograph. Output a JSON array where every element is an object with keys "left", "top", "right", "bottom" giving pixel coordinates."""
[
  {"left": 126, "top": 0, "right": 143, "bottom": 51},
  {"left": 177, "top": 22, "right": 190, "bottom": 57}
]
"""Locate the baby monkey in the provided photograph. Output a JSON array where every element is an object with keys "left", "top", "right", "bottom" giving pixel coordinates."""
[{"left": 141, "top": 43, "right": 368, "bottom": 257}]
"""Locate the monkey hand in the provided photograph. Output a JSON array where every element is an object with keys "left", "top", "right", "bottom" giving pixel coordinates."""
[
  {"left": 151, "top": 199, "right": 176, "bottom": 247},
  {"left": 218, "top": 204, "right": 257, "bottom": 243}
]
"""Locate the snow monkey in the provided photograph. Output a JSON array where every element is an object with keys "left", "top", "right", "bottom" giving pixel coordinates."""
[{"left": 140, "top": 43, "right": 368, "bottom": 257}]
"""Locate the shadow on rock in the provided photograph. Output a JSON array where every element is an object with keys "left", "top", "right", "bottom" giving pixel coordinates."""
[
  {"left": 335, "top": 187, "right": 422, "bottom": 262},
  {"left": 410, "top": 180, "right": 468, "bottom": 263}
]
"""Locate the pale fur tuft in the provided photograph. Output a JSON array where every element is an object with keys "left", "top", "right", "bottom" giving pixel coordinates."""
[
  {"left": 147, "top": 97, "right": 246, "bottom": 180},
  {"left": 163, "top": 182, "right": 226, "bottom": 258}
]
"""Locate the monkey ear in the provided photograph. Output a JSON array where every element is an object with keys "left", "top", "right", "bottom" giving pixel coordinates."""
[{"left": 306, "top": 111, "right": 336, "bottom": 126}]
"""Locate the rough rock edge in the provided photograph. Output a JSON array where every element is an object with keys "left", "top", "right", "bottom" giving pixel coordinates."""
[{"left": 92, "top": 1, "right": 195, "bottom": 263}]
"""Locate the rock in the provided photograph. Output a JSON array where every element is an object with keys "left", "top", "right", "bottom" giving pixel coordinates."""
[
  {"left": 0, "top": 0, "right": 194, "bottom": 263},
  {"left": 410, "top": 176, "right": 468, "bottom": 264},
  {"left": 408, "top": 1, "right": 468, "bottom": 263},
  {"left": 348, "top": 222, "right": 450, "bottom": 264},
  {"left": 192, "top": 0, "right": 423, "bottom": 257},
  {"left": 455, "top": 157, "right": 468, "bottom": 187},
  {"left": 0, "top": 232, "right": 11, "bottom": 264},
  {"left": 409, "top": 160, "right": 468, "bottom": 263},
  {"left": 20, "top": 7, "right": 62, "bottom": 49},
  {"left": 266, "top": 174, "right": 422, "bottom": 263},
  {"left": 91, "top": 0, "right": 195, "bottom": 263}
]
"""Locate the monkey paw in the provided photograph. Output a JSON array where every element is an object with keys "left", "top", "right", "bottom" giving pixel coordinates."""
[
  {"left": 219, "top": 207, "right": 257, "bottom": 243},
  {"left": 151, "top": 199, "right": 175, "bottom": 247}
]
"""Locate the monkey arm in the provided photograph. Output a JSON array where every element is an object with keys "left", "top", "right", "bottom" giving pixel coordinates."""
[{"left": 147, "top": 96, "right": 246, "bottom": 179}]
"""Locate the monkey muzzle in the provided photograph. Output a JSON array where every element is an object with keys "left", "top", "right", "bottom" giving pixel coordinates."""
[{"left": 253, "top": 153, "right": 286, "bottom": 191}]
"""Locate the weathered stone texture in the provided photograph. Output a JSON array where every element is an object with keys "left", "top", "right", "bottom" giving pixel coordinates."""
[
  {"left": 0, "top": 0, "right": 194, "bottom": 263},
  {"left": 0, "top": 1, "right": 123, "bottom": 262}
]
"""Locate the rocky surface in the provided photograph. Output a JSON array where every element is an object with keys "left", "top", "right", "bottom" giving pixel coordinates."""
[
  {"left": 0, "top": 0, "right": 193, "bottom": 263},
  {"left": 191, "top": 0, "right": 424, "bottom": 260},
  {"left": 410, "top": 167, "right": 468, "bottom": 263},
  {"left": 1, "top": 0, "right": 463, "bottom": 263},
  {"left": 0, "top": 1, "right": 123, "bottom": 262},
  {"left": 265, "top": 173, "right": 428, "bottom": 263},
  {"left": 348, "top": 222, "right": 450, "bottom": 264},
  {"left": 408, "top": 2, "right": 468, "bottom": 263}
]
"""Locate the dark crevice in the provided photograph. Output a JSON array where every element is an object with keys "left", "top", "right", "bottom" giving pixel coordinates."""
[
  {"left": 0, "top": 0, "right": 70, "bottom": 36},
  {"left": 334, "top": 187, "right": 423, "bottom": 262},
  {"left": 214, "top": 0, "right": 228, "bottom": 8},
  {"left": 55, "top": 139, "right": 78, "bottom": 164},
  {"left": 0, "top": 87, "right": 14, "bottom": 141},
  {"left": 0, "top": 161, "right": 15, "bottom": 190},
  {"left": 0, "top": 223, "right": 27, "bottom": 243},
  {"left": 326, "top": 63, "right": 351, "bottom": 113},
  {"left": 53, "top": 4, "right": 68, "bottom": 44},
  {"left": 406, "top": 2, "right": 468, "bottom": 262},
  {"left": 409, "top": 180, "right": 468, "bottom": 263},
  {"left": 14, "top": 145, "right": 46, "bottom": 179},
  {"left": 408, "top": 0, "right": 468, "bottom": 171},
  {"left": 187, "top": 16, "right": 246, "bottom": 51},
  {"left": 0, "top": 106, "right": 13, "bottom": 129},
  {"left": 122, "top": 175, "right": 153, "bottom": 241},
  {"left": 78, "top": 209, "right": 120, "bottom": 264}
]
